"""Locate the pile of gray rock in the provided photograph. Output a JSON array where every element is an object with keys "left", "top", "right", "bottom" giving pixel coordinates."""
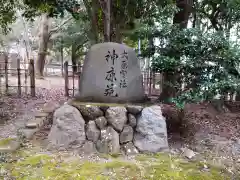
[{"left": 47, "top": 102, "right": 168, "bottom": 155}]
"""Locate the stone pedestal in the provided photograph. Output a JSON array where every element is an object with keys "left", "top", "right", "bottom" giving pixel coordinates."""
[{"left": 47, "top": 101, "right": 169, "bottom": 154}]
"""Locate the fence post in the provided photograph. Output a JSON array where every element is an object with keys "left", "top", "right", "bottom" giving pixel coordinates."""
[
  {"left": 72, "top": 66, "right": 75, "bottom": 96},
  {"left": 29, "top": 59, "right": 35, "bottom": 97},
  {"left": 148, "top": 70, "right": 152, "bottom": 96},
  {"left": 17, "top": 58, "right": 21, "bottom": 97},
  {"left": 0, "top": 64, "right": 2, "bottom": 95},
  {"left": 24, "top": 58, "right": 28, "bottom": 93},
  {"left": 4, "top": 53, "right": 8, "bottom": 94},
  {"left": 152, "top": 71, "right": 156, "bottom": 90},
  {"left": 77, "top": 62, "right": 81, "bottom": 93},
  {"left": 64, "top": 61, "right": 69, "bottom": 97}
]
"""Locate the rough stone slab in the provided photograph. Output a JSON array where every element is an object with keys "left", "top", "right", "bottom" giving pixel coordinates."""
[
  {"left": 96, "top": 126, "right": 120, "bottom": 154},
  {"left": 128, "top": 114, "right": 137, "bottom": 128},
  {"left": 95, "top": 116, "right": 107, "bottom": 130},
  {"left": 122, "top": 142, "right": 139, "bottom": 155},
  {"left": 134, "top": 105, "right": 169, "bottom": 153},
  {"left": 80, "top": 141, "right": 97, "bottom": 155},
  {"left": 120, "top": 125, "right": 134, "bottom": 144},
  {"left": 86, "top": 121, "right": 100, "bottom": 143},
  {"left": 105, "top": 107, "right": 127, "bottom": 132},
  {"left": 19, "top": 128, "right": 39, "bottom": 139},
  {"left": 35, "top": 112, "right": 49, "bottom": 118},
  {"left": 42, "top": 101, "right": 60, "bottom": 113},
  {"left": 126, "top": 105, "right": 143, "bottom": 115},
  {"left": 48, "top": 104, "right": 86, "bottom": 149},
  {"left": 43, "top": 116, "right": 50, "bottom": 125},
  {"left": 36, "top": 117, "right": 46, "bottom": 127},
  {"left": 25, "top": 117, "right": 45, "bottom": 129},
  {"left": 76, "top": 105, "right": 104, "bottom": 120},
  {"left": 25, "top": 122, "right": 38, "bottom": 129}
]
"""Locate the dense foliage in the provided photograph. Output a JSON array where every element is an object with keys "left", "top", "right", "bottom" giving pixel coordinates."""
[
  {"left": 152, "top": 28, "right": 240, "bottom": 107},
  {"left": 0, "top": 0, "right": 16, "bottom": 33},
  {"left": 131, "top": 0, "right": 240, "bottom": 107}
]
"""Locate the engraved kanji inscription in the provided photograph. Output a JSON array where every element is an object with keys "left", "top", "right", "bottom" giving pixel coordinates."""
[
  {"left": 120, "top": 79, "right": 127, "bottom": 88},
  {"left": 119, "top": 50, "right": 128, "bottom": 89},
  {"left": 121, "top": 50, "right": 128, "bottom": 60},
  {"left": 105, "top": 49, "right": 119, "bottom": 65},
  {"left": 105, "top": 67, "right": 117, "bottom": 82},
  {"left": 120, "top": 69, "right": 127, "bottom": 79},
  {"left": 104, "top": 83, "right": 118, "bottom": 97}
]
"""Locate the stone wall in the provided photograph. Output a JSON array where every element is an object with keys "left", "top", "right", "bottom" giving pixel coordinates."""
[{"left": 47, "top": 102, "right": 168, "bottom": 155}]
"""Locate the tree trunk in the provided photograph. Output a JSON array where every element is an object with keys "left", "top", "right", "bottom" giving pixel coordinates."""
[
  {"left": 103, "top": 0, "right": 111, "bottom": 42},
  {"left": 236, "top": 93, "right": 240, "bottom": 101},
  {"left": 111, "top": 23, "right": 122, "bottom": 43},
  {"left": 159, "top": 0, "right": 193, "bottom": 102},
  {"left": 36, "top": 14, "right": 50, "bottom": 79},
  {"left": 173, "top": 0, "right": 193, "bottom": 29},
  {"left": 59, "top": 38, "right": 64, "bottom": 77},
  {"left": 92, "top": 0, "right": 100, "bottom": 43},
  {"left": 159, "top": 72, "right": 177, "bottom": 103},
  {"left": 83, "top": 0, "right": 99, "bottom": 44},
  {"left": 60, "top": 45, "right": 64, "bottom": 77},
  {"left": 193, "top": 0, "right": 201, "bottom": 29}
]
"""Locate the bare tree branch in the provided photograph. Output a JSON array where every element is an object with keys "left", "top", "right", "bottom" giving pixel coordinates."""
[{"left": 49, "top": 17, "right": 73, "bottom": 36}]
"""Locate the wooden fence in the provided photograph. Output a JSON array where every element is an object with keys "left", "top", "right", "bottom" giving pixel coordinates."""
[
  {"left": 64, "top": 61, "right": 82, "bottom": 97},
  {"left": 0, "top": 53, "right": 35, "bottom": 97},
  {"left": 0, "top": 55, "right": 161, "bottom": 99}
]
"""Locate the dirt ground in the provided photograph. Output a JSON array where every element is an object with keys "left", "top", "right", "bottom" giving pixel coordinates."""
[
  {"left": 1, "top": 76, "right": 240, "bottom": 176},
  {"left": 4, "top": 75, "right": 79, "bottom": 92},
  {"left": 0, "top": 76, "right": 71, "bottom": 139},
  {"left": 161, "top": 101, "right": 240, "bottom": 167}
]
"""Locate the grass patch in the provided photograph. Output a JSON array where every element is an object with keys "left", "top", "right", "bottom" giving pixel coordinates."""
[
  {"left": 109, "top": 153, "right": 122, "bottom": 158},
  {"left": 8, "top": 154, "right": 105, "bottom": 179},
  {"left": 136, "top": 153, "right": 232, "bottom": 180},
  {"left": 3, "top": 150, "right": 141, "bottom": 180},
  {"left": 98, "top": 153, "right": 122, "bottom": 159},
  {"left": 0, "top": 148, "right": 237, "bottom": 180},
  {"left": 104, "top": 161, "right": 142, "bottom": 179}
]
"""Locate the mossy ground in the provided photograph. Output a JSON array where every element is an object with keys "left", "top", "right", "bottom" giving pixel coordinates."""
[
  {"left": 0, "top": 138, "right": 16, "bottom": 146},
  {"left": 0, "top": 147, "right": 237, "bottom": 180}
]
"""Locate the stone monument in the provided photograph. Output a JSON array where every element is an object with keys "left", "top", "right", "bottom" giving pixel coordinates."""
[{"left": 77, "top": 42, "right": 145, "bottom": 103}]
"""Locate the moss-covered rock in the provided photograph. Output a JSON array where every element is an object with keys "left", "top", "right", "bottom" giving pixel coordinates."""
[
  {"left": 0, "top": 138, "right": 15, "bottom": 146},
  {"left": 0, "top": 138, "right": 20, "bottom": 153}
]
